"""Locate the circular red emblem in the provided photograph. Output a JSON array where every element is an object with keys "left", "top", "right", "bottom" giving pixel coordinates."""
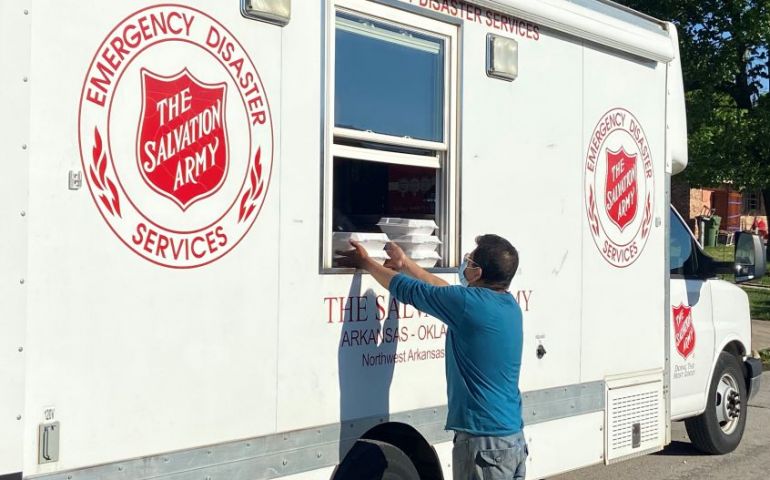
[
  {"left": 78, "top": 4, "right": 273, "bottom": 268},
  {"left": 584, "top": 108, "right": 654, "bottom": 268}
]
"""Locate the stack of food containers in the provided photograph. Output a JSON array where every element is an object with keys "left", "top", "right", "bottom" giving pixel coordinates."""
[
  {"left": 377, "top": 217, "right": 442, "bottom": 268},
  {"left": 332, "top": 232, "right": 389, "bottom": 265}
]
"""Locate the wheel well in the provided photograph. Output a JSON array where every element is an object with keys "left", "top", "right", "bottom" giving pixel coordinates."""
[
  {"left": 360, "top": 422, "right": 444, "bottom": 480},
  {"left": 722, "top": 340, "right": 749, "bottom": 387},
  {"left": 722, "top": 340, "right": 746, "bottom": 358}
]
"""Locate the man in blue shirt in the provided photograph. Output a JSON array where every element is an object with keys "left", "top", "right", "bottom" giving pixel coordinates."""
[{"left": 342, "top": 234, "right": 526, "bottom": 480}]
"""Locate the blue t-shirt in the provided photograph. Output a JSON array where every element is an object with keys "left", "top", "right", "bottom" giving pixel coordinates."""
[{"left": 389, "top": 273, "right": 523, "bottom": 436}]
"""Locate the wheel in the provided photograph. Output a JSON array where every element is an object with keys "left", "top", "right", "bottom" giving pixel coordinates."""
[
  {"left": 685, "top": 352, "right": 748, "bottom": 454},
  {"left": 333, "top": 439, "right": 420, "bottom": 480}
]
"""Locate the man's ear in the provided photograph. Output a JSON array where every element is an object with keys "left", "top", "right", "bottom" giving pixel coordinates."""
[{"left": 467, "top": 266, "right": 482, "bottom": 284}]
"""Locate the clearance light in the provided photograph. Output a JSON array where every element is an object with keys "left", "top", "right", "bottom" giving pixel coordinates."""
[
  {"left": 486, "top": 34, "right": 518, "bottom": 81},
  {"left": 241, "top": 0, "right": 290, "bottom": 26}
]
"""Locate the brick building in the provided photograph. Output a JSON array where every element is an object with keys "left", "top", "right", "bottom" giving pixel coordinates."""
[{"left": 671, "top": 179, "right": 767, "bottom": 240}]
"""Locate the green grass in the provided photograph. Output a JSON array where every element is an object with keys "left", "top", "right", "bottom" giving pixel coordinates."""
[
  {"left": 703, "top": 244, "right": 770, "bottom": 319},
  {"left": 744, "top": 288, "right": 770, "bottom": 320},
  {"left": 703, "top": 244, "right": 734, "bottom": 262},
  {"left": 703, "top": 244, "right": 770, "bottom": 286}
]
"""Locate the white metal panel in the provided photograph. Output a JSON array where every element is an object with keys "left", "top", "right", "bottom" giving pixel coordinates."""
[
  {"left": 274, "top": 0, "right": 334, "bottom": 431},
  {"left": 605, "top": 378, "right": 665, "bottom": 461},
  {"left": 669, "top": 279, "right": 715, "bottom": 419},
  {"left": 23, "top": 0, "right": 281, "bottom": 474},
  {"left": 710, "top": 280, "right": 752, "bottom": 355},
  {"left": 665, "top": 24, "right": 688, "bottom": 175},
  {"left": 703, "top": 279, "right": 753, "bottom": 419},
  {"left": 276, "top": 0, "right": 456, "bottom": 433},
  {"left": 460, "top": 16, "right": 584, "bottom": 391},
  {"left": 523, "top": 412, "right": 605, "bottom": 479},
  {"left": 401, "top": 0, "right": 674, "bottom": 62},
  {"left": 580, "top": 46, "right": 667, "bottom": 381},
  {"left": 0, "top": 0, "right": 31, "bottom": 475}
]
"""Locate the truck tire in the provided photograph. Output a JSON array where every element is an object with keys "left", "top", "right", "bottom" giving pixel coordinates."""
[
  {"left": 334, "top": 439, "right": 421, "bottom": 480},
  {"left": 685, "top": 352, "right": 747, "bottom": 454}
]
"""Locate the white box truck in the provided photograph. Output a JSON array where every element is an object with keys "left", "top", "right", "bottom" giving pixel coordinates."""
[{"left": 0, "top": 0, "right": 764, "bottom": 479}]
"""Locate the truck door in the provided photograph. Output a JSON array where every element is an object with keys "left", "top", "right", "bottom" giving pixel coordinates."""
[{"left": 669, "top": 207, "right": 716, "bottom": 418}]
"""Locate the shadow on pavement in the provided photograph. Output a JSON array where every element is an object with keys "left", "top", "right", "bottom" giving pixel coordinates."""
[{"left": 653, "top": 440, "right": 701, "bottom": 457}]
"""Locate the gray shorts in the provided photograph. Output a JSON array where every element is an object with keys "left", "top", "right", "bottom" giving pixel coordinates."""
[{"left": 452, "top": 430, "right": 528, "bottom": 480}]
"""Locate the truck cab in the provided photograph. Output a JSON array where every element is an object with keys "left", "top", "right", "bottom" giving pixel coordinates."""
[{"left": 669, "top": 205, "right": 764, "bottom": 453}]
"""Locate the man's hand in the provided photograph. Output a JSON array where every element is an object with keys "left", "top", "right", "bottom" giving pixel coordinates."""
[
  {"left": 335, "top": 240, "right": 371, "bottom": 269},
  {"left": 384, "top": 242, "right": 407, "bottom": 271},
  {"left": 337, "top": 241, "right": 399, "bottom": 289},
  {"left": 385, "top": 241, "right": 449, "bottom": 287}
]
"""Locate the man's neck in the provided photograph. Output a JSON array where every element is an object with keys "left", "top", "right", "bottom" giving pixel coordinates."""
[{"left": 470, "top": 281, "right": 509, "bottom": 293}]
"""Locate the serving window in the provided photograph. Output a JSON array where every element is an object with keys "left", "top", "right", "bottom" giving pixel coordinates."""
[{"left": 323, "top": 0, "right": 459, "bottom": 271}]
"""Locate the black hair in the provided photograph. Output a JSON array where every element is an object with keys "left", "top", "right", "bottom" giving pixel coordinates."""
[{"left": 471, "top": 234, "right": 519, "bottom": 288}]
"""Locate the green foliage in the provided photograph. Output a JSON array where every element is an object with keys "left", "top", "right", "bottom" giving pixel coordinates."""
[
  {"left": 616, "top": 1, "right": 770, "bottom": 190},
  {"left": 760, "top": 348, "right": 770, "bottom": 366}
]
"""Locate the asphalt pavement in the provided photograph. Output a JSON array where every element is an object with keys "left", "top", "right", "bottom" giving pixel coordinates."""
[
  {"left": 550, "top": 371, "right": 770, "bottom": 480},
  {"left": 752, "top": 320, "right": 770, "bottom": 352}
]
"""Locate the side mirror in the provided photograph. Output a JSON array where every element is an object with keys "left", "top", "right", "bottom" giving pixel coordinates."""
[{"left": 734, "top": 232, "right": 766, "bottom": 283}]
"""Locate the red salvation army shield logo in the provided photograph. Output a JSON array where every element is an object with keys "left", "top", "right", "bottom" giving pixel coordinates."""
[
  {"left": 78, "top": 5, "right": 273, "bottom": 268},
  {"left": 604, "top": 147, "right": 638, "bottom": 232},
  {"left": 584, "top": 108, "right": 654, "bottom": 268},
  {"left": 137, "top": 69, "right": 228, "bottom": 210},
  {"left": 672, "top": 304, "right": 696, "bottom": 359}
]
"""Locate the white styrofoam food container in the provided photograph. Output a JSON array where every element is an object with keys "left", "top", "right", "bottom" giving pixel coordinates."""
[
  {"left": 392, "top": 234, "right": 442, "bottom": 255},
  {"left": 377, "top": 217, "right": 438, "bottom": 237},
  {"left": 333, "top": 251, "right": 389, "bottom": 266},
  {"left": 410, "top": 251, "right": 442, "bottom": 268},
  {"left": 333, "top": 232, "right": 389, "bottom": 254}
]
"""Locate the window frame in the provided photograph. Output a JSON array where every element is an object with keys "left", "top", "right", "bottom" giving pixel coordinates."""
[
  {"left": 321, "top": 0, "right": 460, "bottom": 272},
  {"left": 669, "top": 206, "right": 730, "bottom": 280},
  {"left": 669, "top": 207, "right": 699, "bottom": 277},
  {"left": 742, "top": 191, "right": 759, "bottom": 214}
]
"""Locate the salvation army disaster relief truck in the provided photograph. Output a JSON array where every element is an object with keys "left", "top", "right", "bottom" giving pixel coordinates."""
[{"left": 0, "top": 0, "right": 765, "bottom": 479}]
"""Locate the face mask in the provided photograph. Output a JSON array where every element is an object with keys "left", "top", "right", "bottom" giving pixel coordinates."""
[{"left": 458, "top": 258, "right": 470, "bottom": 287}]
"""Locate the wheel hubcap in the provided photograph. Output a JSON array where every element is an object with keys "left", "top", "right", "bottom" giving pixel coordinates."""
[{"left": 715, "top": 373, "right": 741, "bottom": 434}]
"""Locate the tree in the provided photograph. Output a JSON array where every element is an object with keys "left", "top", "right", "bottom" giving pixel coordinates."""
[{"left": 617, "top": 1, "right": 770, "bottom": 204}]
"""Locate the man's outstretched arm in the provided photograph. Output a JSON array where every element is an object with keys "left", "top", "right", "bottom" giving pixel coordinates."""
[
  {"left": 385, "top": 242, "right": 449, "bottom": 287},
  {"left": 338, "top": 242, "right": 464, "bottom": 326}
]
